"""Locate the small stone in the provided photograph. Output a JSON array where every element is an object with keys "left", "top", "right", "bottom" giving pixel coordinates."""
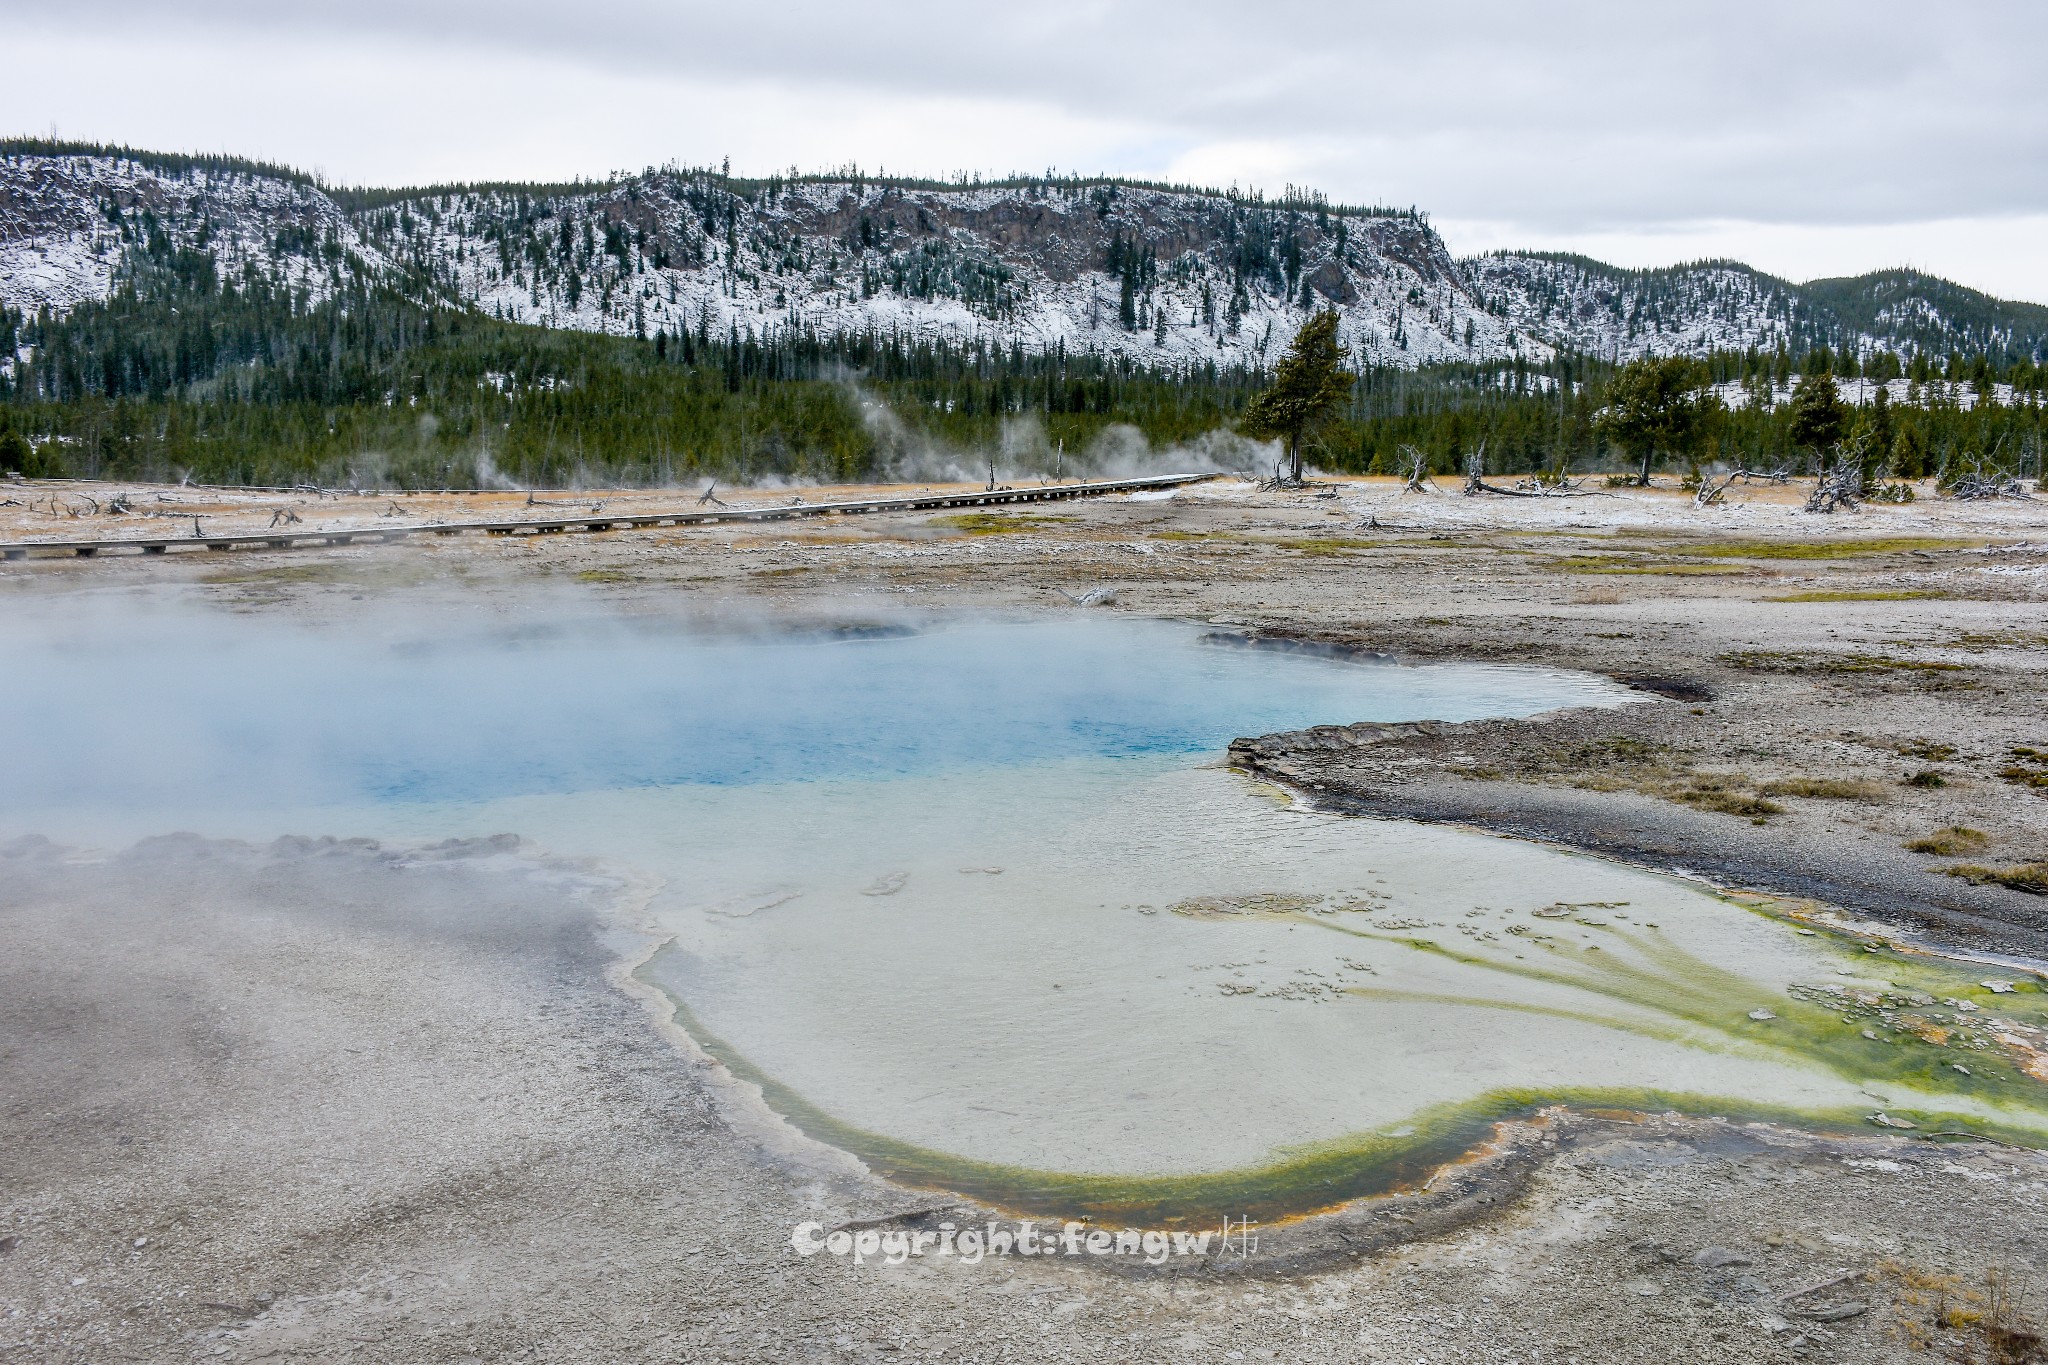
[
  {"left": 1953, "top": 1063, "right": 1973, "bottom": 1075},
  {"left": 1694, "top": 1246, "right": 1754, "bottom": 1269},
  {"left": 132, "top": 1237, "right": 147, "bottom": 1249},
  {"left": 1982, "top": 980, "right": 2016, "bottom": 994},
  {"left": 1804, "top": 1301, "right": 1870, "bottom": 1323},
  {"left": 1868, "top": 1112, "right": 1918, "bottom": 1129},
  {"left": 1748, "top": 1009, "right": 1778, "bottom": 1022},
  {"left": 1627, "top": 1278, "right": 1663, "bottom": 1297}
]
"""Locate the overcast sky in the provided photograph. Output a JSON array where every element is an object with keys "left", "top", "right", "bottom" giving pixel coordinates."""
[{"left": 8, "top": 1, "right": 2046, "bottom": 300}]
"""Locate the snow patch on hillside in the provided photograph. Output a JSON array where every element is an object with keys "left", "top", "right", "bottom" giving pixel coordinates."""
[
  {"left": 4, "top": 153, "right": 2040, "bottom": 372},
  {"left": 360, "top": 173, "right": 1546, "bottom": 370},
  {"left": 0, "top": 153, "right": 388, "bottom": 315}
]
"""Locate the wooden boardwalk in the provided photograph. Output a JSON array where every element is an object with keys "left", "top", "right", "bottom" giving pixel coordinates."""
[{"left": 0, "top": 473, "right": 1216, "bottom": 561}]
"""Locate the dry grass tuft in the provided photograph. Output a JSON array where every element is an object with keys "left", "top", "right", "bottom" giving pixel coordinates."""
[
  {"left": 1693, "top": 536, "right": 1983, "bottom": 560},
  {"left": 1942, "top": 864, "right": 2048, "bottom": 896},
  {"left": 1767, "top": 589, "right": 1948, "bottom": 603},
  {"left": 1908, "top": 827, "right": 1990, "bottom": 857},
  {"left": 1666, "top": 774, "right": 1784, "bottom": 819},
  {"left": 2002, "top": 749, "right": 2048, "bottom": 789},
  {"left": 928, "top": 513, "right": 1074, "bottom": 535},
  {"left": 1761, "top": 776, "right": 1890, "bottom": 801},
  {"left": 1882, "top": 1261, "right": 2046, "bottom": 1363}
]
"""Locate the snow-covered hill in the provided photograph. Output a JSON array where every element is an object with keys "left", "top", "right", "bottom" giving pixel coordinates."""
[
  {"left": 348, "top": 170, "right": 1528, "bottom": 370},
  {"left": 1461, "top": 254, "right": 1812, "bottom": 361},
  {"left": 4, "top": 144, "right": 2044, "bottom": 370},
  {"left": 0, "top": 151, "right": 388, "bottom": 316}
]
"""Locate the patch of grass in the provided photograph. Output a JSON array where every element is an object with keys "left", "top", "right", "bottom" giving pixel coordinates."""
[
  {"left": 928, "top": 513, "right": 1074, "bottom": 535},
  {"left": 1565, "top": 759, "right": 1786, "bottom": 822},
  {"left": 1721, "top": 650, "right": 1967, "bottom": 675},
  {"left": 1150, "top": 529, "right": 1233, "bottom": 542},
  {"left": 1761, "top": 776, "right": 1889, "bottom": 801},
  {"left": 750, "top": 566, "right": 812, "bottom": 578},
  {"left": 1951, "top": 631, "right": 2048, "bottom": 650},
  {"left": 1692, "top": 537, "right": 1981, "bottom": 560},
  {"left": 1541, "top": 735, "right": 1669, "bottom": 776},
  {"left": 575, "top": 569, "right": 632, "bottom": 583},
  {"left": 2003, "top": 750, "right": 2048, "bottom": 789},
  {"left": 1601, "top": 564, "right": 1751, "bottom": 576},
  {"left": 1908, "top": 827, "right": 1989, "bottom": 856},
  {"left": 1900, "top": 740, "right": 1959, "bottom": 761},
  {"left": 1882, "top": 1263, "right": 2046, "bottom": 1363},
  {"left": 1552, "top": 556, "right": 1746, "bottom": 576},
  {"left": 1672, "top": 784, "right": 1784, "bottom": 819},
  {"left": 1766, "top": 589, "right": 1947, "bottom": 603},
  {"left": 1903, "top": 769, "right": 1950, "bottom": 789},
  {"left": 1941, "top": 863, "right": 2048, "bottom": 895},
  {"left": 1271, "top": 537, "right": 1390, "bottom": 555}
]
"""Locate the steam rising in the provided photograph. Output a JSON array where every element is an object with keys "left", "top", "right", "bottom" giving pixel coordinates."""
[
  {"left": 0, "top": 595, "right": 1622, "bottom": 834},
  {"left": 853, "top": 383, "right": 1274, "bottom": 485}
]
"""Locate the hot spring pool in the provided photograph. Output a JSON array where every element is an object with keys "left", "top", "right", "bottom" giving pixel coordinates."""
[{"left": 8, "top": 609, "right": 2047, "bottom": 1222}]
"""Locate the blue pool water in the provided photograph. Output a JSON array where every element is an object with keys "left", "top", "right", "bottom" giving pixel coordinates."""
[{"left": 0, "top": 613, "right": 1626, "bottom": 815}]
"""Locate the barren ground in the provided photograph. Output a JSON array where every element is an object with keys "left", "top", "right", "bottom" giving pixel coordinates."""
[{"left": 4, "top": 473, "right": 2047, "bottom": 1363}]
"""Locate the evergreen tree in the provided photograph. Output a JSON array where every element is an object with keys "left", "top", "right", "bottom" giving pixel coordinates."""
[
  {"left": 1860, "top": 384, "right": 1895, "bottom": 476},
  {"left": 1595, "top": 355, "right": 1712, "bottom": 486},
  {"left": 1787, "top": 367, "right": 1849, "bottom": 467},
  {"left": 0, "top": 422, "right": 31, "bottom": 475},
  {"left": 1893, "top": 415, "right": 1929, "bottom": 479},
  {"left": 1238, "top": 310, "right": 1354, "bottom": 483}
]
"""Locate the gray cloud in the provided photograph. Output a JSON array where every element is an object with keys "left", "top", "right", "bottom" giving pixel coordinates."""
[{"left": 5, "top": 2, "right": 2045, "bottom": 237}]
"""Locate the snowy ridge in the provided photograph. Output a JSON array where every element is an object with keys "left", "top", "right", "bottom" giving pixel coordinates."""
[
  {"left": 0, "top": 153, "right": 388, "bottom": 316},
  {"left": 1461, "top": 254, "right": 1809, "bottom": 362},
  {"left": 3, "top": 148, "right": 2043, "bottom": 370},
  {"left": 354, "top": 172, "right": 1533, "bottom": 369}
]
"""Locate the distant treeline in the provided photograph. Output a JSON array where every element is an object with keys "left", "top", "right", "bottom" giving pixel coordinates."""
[{"left": 2, "top": 242, "right": 2042, "bottom": 488}]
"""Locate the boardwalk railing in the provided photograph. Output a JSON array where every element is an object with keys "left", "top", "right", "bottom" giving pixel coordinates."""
[{"left": 0, "top": 473, "right": 1218, "bottom": 561}]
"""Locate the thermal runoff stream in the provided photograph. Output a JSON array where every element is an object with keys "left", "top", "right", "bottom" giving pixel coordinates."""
[{"left": 8, "top": 606, "right": 2048, "bottom": 1222}]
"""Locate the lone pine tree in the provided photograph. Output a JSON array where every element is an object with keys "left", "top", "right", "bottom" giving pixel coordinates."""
[
  {"left": 1596, "top": 355, "right": 1713, "bottom": 486},
  {"left": 1239, "top": 309, "right": 1355, "bottom": 483}
]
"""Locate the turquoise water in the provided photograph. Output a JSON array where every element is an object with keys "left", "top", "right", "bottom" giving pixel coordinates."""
[{"left": 0, "top": 613, "right": 1625, "bottom": 816}]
